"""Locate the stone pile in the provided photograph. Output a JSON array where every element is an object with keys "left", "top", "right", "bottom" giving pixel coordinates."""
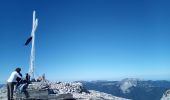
[{"left": 49, "top": 81, "right": 89, "bottom": 94}]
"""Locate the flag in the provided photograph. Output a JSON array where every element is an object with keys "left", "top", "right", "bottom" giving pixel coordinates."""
[{"left": 25, "top": 36, "right": 32, "bottom": 46}]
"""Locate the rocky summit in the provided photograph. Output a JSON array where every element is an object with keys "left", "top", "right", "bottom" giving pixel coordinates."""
[
  {"left": 0, "top": 81, "right": 130, "bottom": 100},
  {"left": 161, "top": 89, "right": 170, "bottom": 100}
]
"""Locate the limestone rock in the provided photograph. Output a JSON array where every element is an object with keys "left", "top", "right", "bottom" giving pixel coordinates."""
[{"left": 161, "top": 89, "right": 170, "bottom": 100}]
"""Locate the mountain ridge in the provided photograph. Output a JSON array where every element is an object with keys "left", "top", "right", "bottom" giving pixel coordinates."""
[{"left": 80, "top": 78, "right": 170, "bottom": 100}]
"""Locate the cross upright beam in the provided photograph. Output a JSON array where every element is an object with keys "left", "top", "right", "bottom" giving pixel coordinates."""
[{"left": 29, "top": 10, "right": 38, "bottom": 79}]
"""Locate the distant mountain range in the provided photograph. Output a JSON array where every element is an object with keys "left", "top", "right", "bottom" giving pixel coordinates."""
[
  {"left": 80, "top": 78, "right": 170, "bottom": 100},
  {"left": 0, "top": 84, "right": 4, "bottom": 88}
]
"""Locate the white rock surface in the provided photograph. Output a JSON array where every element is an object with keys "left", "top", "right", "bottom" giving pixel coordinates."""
[
  {"left": 0, "top": 86, "right": 7, "bottom": 100},
  {"left": 161, "top": 89, "right": 170, "bottom": 100},
  {"left": 73, "top": 90, "right": 129, "bottom": 100}
]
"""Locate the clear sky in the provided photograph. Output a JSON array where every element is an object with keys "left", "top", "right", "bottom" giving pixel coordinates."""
[{"left": 0, "top": 0, "right": 170, "bottom": 83}]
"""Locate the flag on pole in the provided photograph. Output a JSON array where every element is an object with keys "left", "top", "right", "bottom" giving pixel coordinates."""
[{"left": 25, "top": 36, "right": 32, "bottom": 46}]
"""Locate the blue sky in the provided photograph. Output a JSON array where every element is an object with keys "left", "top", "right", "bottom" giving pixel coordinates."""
[{"left": 0, "top": 0, "right": 170, "bottom": 83}]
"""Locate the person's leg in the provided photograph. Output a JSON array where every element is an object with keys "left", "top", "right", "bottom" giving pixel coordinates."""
[
  {"left": 15, "top": 82, "right": 19, "bottom": 92},
  {"left": 23, "top": 84, "right": 29, "bottom": 98},
  {"left": 7, "top": 83, "right": 10, "bottom": 100},
  {"left": 10, "top": 82, "right": 15, "bottom": 99},
  {"left": 9, "top": 82, "right": 15, "bottom": 100}
]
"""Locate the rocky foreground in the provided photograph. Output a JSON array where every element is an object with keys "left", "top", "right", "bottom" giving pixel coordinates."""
[
  {"left": 0, "top": 81, "right": 130, "bottom": 100},
  {"left": 161, "top": 89, "right": 170, "bottom": 100}
]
